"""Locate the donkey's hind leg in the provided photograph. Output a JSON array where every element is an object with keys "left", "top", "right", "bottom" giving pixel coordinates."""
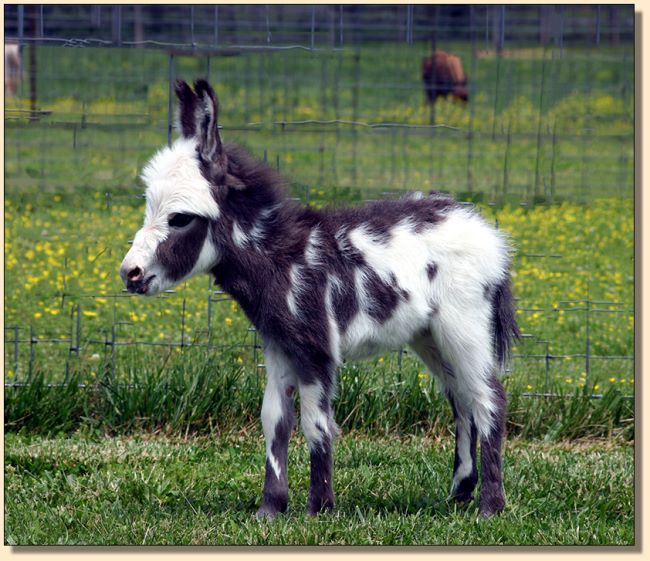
[
  {"left": 476, "top": 375, "right": 507, "bottom": 516},
  {"left": 427, "top": 315, "right": 507, "bottom": 516},
  {"left": 410, "top": 335, "right": 478, "bottom": 504}
]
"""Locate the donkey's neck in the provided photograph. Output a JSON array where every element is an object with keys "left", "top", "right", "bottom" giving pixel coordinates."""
[{"left": 212, "top": 197, "right": 321, "bottom": 329}]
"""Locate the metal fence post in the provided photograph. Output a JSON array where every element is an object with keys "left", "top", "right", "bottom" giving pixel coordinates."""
[
  {"left": 351, "top": 49, "right": 361, "bottom": 186},
  {"left": 406, "top": 5, "right": 414, "bottom": 44},
  {"left": 533, "top": 48, "right": 548, "bottom": 200},
  {"left": 38, "top": 4, "right": 44, "bottom": 39},
  {"left": 501, "top": 121, "right": 512, "bottom": 204},
  {"left": 550, "top": 118, "right": 558, "bottom": 202},
  {"left": 310, "top": 6, "right": 316, "bottom": 52},
  {"left": 585, "top": 299, "right": 591, "bottom": 388},
  {"left": 71, "top": 303, "right": 81, "bottom": 357},
  {"left": 181, "top": 298, "right": 187, "bottom": 348},
  {"left": 466, "top": 5, "right": 477, "bottom": 194},
  {"left": 17, "top": 2, "right": 25, "bottom": 97},
  {"left": 544, "top": 340, "right": 551, "bottom": 395},
  {"left": 190, "top": 5, "right": 195, "bottom": 49},
  {"left": 265, "top": 5, "right": 271, "bottom": 44},
  {"left": 491, "top": 50, "right": 503, "bottom": 139},
  {"left": 112, "top": 5, "right": 122, "bottom": 46},
  {"left": 207, "top": 276, "right": 213, "bottom": 349},
  {"left": 28, "top": 325, "right": 35, "bottom": 383},
  {"left": 213, "top": 6, "right": 219, "bottom": 47},
  {"left": 13, "top": 327, "right": 20, "bottom": 382},
  {"left": 110, "top": 299, "right": 117, "bottom": 384}
]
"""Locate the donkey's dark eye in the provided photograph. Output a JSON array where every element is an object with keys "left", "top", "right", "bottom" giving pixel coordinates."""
[{"left": 169, "top": 213, "right": 196, "bottom": 228}]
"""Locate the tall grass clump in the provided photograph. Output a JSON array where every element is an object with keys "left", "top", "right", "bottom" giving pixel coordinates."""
[{"left": 4, "top": 356, "right": 633, "bottom": 442}]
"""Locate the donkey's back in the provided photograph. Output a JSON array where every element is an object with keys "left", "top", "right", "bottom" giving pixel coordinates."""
[{"left": 302, "top": 193, "right": 513, "bottom": 365}]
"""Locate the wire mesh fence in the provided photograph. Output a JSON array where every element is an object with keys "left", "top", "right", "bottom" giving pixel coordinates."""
[{"left": 4, "top": 5, "right": 635, "bottom": 399}]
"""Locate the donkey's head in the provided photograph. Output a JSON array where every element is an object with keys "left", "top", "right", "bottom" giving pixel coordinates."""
[{"left": 120, "top": 79, "right": 229, "bottom": 295}]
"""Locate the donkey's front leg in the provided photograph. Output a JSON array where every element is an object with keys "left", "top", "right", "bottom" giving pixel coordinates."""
[
  {"left": 299, "top": 378, "right": 337, "bottom": 515},
  {"left": 256, "top": 346, "right": 296, "bottom": 519}
]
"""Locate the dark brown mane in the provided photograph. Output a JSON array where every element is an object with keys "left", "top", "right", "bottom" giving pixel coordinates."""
[{"left": 224, "top": 142, "right": 288, "bottom": 205}]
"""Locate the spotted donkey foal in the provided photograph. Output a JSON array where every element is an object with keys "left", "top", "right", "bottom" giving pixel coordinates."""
[{"left": 120, "top": 80, "right": 519, "bottom": 518}]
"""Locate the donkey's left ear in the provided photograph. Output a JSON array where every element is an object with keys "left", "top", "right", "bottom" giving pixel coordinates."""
[
  {"left": 193, "top": 79, "right": 227, "bottom": 178},
  {"left": 175, "top": 80, "right": 199, "bottom": 138}
]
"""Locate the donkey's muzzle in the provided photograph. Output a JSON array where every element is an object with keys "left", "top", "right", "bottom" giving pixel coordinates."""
[
  {"left": 120, "top": 262, "right": 155, "bottom": 294},
  {"left": 125, "top": 275, "right": 156, "bottom": 295}
]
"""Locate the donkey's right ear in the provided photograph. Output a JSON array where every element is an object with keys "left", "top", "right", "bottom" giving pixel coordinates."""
[{"left": 175, "top": 80, "right": 199, "bottom": 138}]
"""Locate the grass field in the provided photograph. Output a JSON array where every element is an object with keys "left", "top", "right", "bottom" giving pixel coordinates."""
[
  {"left": 4, "top": 40, "right": 636, "bottom": 546},
  {"left": 5, "top": 43, "right": 634, "bottom": 200},
  {"left": 3, "top": 194, "right": 635, "bottom": 396},
  {"left": 4, "top": 431, "right": 634, "bottom": 546}
]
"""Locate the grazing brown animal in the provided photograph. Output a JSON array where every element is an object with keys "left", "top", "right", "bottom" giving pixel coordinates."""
[{"left": 422, "top": 50, "right": 468, "bottom": 105}]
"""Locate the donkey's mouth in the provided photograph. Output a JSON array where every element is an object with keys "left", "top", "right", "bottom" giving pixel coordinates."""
[{"left": 127, "top": 274, "right": 157, "bottom": 295}]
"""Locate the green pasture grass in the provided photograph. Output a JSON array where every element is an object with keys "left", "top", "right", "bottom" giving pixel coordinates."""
[
  {"left": 5, "top": 42, "right": 633, "bottom": 200},
  {"left": 4, "top": 431, "right": 634, "bottom": 545},
  {"left": 3, "top": 114, "right": 633, "bottom": 202},
  {"left": 2, "top": 36, "right": 635, "bottom": 549},
  {"left": 4, "top": 42, "right": 635, "bottom": 435},
  {"left": 4, "top": 195, "right": 634, "bottom": 395},
  {"left": 11, "top": 43, "right": 633, "bottom": 127},
  {"left": 4, "top": 349, "right": 634, "bottom": 441}
]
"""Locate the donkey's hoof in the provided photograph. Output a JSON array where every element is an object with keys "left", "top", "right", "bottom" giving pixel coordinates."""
[
  {"left": 256, "top": 504, "right": 283, "bottom": 520},
  {"left": 478, "top": 495, "right": 505, "bottom": 517},
  {"left": 306, "top": 496, "right": 335, "bottom": 516},
  {"left": 449, "top": 476, "right": 478, "bottom": 504},
  {"left": 451, "top": 491, "right": 475, "bottom": 505}
]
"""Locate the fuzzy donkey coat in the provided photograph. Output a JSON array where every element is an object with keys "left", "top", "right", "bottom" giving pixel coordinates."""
[{"left": 120, "top": 79, "right": 519, "bottom": 518}]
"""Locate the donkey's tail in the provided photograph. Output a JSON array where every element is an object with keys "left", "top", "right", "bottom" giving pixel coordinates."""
[{"left": 491, "top": 275, "right": 520, "bottom": 370}]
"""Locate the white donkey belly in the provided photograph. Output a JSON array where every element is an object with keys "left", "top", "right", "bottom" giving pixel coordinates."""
[{"left": 340, "top": 298, "right": 431, "bottom": 361}]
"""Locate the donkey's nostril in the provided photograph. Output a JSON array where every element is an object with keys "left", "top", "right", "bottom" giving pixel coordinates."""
[{"left": 127, "top": 267, "right": 143, "bottom": 282}]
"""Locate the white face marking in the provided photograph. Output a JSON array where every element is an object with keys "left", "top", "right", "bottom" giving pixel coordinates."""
[
  {"left": 141, "top": 138, "right": 220, "bottom": 223},
  {"left": 120, "top": 138, "right": 221, "bottom": 295}
]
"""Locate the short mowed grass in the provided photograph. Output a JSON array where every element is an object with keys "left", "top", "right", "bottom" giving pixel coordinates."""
[{"left": 4, "top": 431, "right": 634, "bottom": 546}]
